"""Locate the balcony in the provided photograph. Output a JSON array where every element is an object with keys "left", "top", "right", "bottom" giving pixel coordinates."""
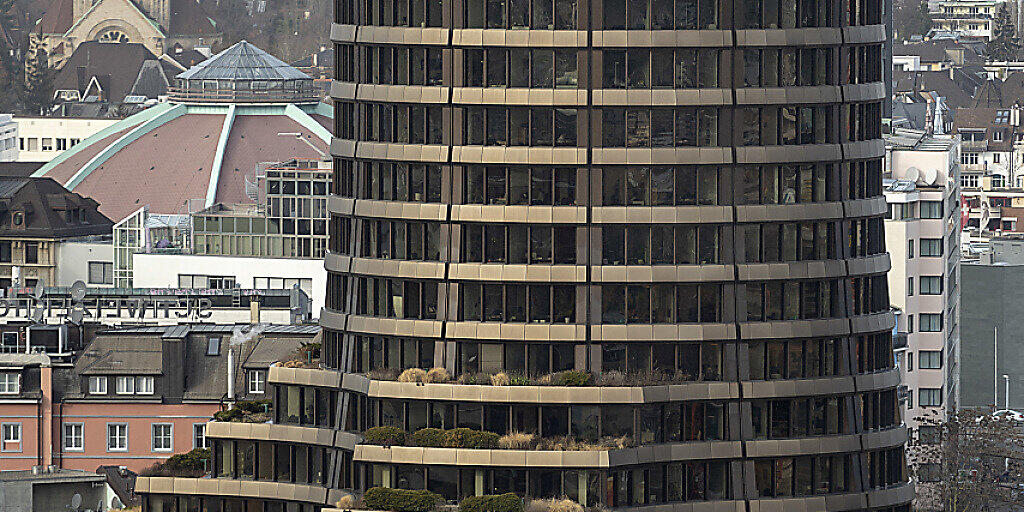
[{"left": 962, "top": 139, "right": 989, "bottom": 151}]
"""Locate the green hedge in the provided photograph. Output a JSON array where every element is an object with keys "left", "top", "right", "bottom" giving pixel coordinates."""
[
  {"left": 445, "top": 428, "right": 499, "bottom": 449},
  {"left": 459, "top": 494, "right": 523, "bottom": 512},
  {"left": 364, "top": 426, "right": 407, "bottom": 446},
  {"left": 551, "top": 370, "right": 593, "bottom": 386},
  {"left": 363, "top": 487, "right": 442, "bottom": 512},
  {"left": 409, "top": 428, "right": 498, "bottom": 449},
  {"left": 163, "top": 448, "right": 210, "bottom": 472},
  {"left": 410, "top": 428, "right": 447, "bottom": 447}
]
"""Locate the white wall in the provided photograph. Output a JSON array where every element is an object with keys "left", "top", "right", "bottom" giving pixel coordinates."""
[
  {"left": 0, "top": 115, "right": 18, "bottom": 162},
  {"left": 56, "top": 240, "right": 114, "bottom": 287},
  {"left": 132, "top": 253, "right": 326, "bottom": 313},
  {"left": 14, "top": 117, "right": 118, "bottom": 162}
]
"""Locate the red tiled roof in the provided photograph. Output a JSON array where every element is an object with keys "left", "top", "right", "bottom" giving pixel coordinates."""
[
  {"left": 65, "top": 114, "right": 224, "bottom": 220},
  {"left": 215, "top": 114, "right": 329, "bottom": 203},
  {"left": 43, "top": 127, "right": 135, "bottom": 185}
]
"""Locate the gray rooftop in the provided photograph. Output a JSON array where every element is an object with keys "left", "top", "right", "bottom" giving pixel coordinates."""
[{"left": 176, "top": 41, "right": 311, "bottom": 81}]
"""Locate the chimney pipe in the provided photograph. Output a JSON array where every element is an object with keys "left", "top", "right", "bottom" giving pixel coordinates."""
[
  {"left": 226, "top": 347, "right": 235, "bottom": 400},
  {"left": 250, "top": 299, "right": 260, "bottom": 324}
]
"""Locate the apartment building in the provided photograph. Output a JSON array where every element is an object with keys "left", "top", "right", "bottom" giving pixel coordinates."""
[
  {"left": 883, "top": 128, "right": 962, "bottom": 424},
  {"left": 0, "top": 324, "right": 315, "bottom": 473},
  {"left": 931, "top": 0, "right": 1005, "bottom": 40},
  {"left": 137, "top": 1, "right": 911, "bottom": 512}
]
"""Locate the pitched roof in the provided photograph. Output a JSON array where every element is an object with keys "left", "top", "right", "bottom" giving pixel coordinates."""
[
  {"left": 75, "top": 335, "right": 163, "bottom": 375},
  {"left": 37, "top": 0, "right": 74, "bottom": 35},
  {"left": 129, "top": 60, "right": 170, "bottom": 98},
  {"left": 0, "top": 177, "right": 113, "bottom": 238},
  {"left": 169, "top": 0, "right": 219, "bottom": 35},
  {"left": 53, "top": 42, "right": 166, "bottom": 103},
  {"left": 177, "top": 40, "right": 310, "bottom": 81}
]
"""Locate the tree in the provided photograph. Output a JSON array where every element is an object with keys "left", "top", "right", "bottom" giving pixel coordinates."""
[
  {"left": 987, "top": 4, "right": 1021, "bottom": 62},
  {"left": 22, "top": 47, "right": 53, "bottom": 115},
  {"left": 908, "top": 408, "right": 1024, "bottom": 512},
  {"left": 894, "top": 0, "right": 932, "bottom": 40}
]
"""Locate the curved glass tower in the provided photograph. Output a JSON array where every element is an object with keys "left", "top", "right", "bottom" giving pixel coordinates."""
[{"left": 137, "top": 1, "right": 912, "bottom": 512}]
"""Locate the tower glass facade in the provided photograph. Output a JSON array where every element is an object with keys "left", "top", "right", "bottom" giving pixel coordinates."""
[{"left": 137, "top": 1, "right": 912, "bottom": 511}]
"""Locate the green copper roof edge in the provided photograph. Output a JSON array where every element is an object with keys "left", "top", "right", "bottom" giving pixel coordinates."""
[
  {"left": 284, "top": 103, "right": 332, "bottom": 143},
  {"left": 206, "top": 104, "right": 237, "bottom": 207},
  {"left": 64, "top": 103, "right": 187, "bottom": 190},
  {"left": 33, "top": 103, "right": 173, "bottom": 178}
]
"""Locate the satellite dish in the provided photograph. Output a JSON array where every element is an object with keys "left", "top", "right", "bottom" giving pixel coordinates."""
[
  {"left": 923, "top": 167, "right": 938, "bottom": 185},
  {"left": 70, "top": 309, "right": 84, "bottom": 324},
  {"left": 71, "top": 493, "right": 82, "bottom": 511},
  {"left": 70, "top": 281, "right": 87, "bottom": 302},
  {"left": 905, "top": 166, "right": 921, "bottom": 182},
  {"left": 31, "top": 308, "right": 44, "bottom": 324},
  {"left": 111, "top": 497, "right": 124, "bottom": 509},
  {"left": 32, "top": 280, "right": 44, "bottom": 299}
]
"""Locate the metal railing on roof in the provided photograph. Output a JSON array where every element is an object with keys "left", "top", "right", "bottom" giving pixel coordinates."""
[{"left": 166, "top": 87, "right": 322, "bottom": 104}]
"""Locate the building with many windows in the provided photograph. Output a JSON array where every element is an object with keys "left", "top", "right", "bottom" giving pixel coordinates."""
[
  {"left": 0, "top": 324, "right": 316, "bottom": 473},
  {"left": 137, "top": 1, "right": 911, "bottom": 512},
  {"left": 884, "top": 128, "right": 961, "bottom": 423}
]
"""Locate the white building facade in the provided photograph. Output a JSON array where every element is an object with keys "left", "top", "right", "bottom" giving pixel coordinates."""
[
  {"left": 884, "top": 129, "right": 962, "bottom": 426},
  {"left": 0, "top": 115, "right": 18, "bottom": 162},
  {"left": 14, "top": 116, "right": 118, "bottom": 162},
  {"left": 131, "top": 252, "right": 326, "bottom": 314}
]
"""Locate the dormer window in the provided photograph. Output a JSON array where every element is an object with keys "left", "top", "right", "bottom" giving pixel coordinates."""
[
  {"left": 11, "top": 212, "right": 23, "bottom": 227},
  {"left": 0, "top": 372, "right": 19, "bottom": 394}
]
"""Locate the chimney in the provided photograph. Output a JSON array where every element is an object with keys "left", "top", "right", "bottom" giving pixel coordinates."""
[
  {"left": 226, "top": 347, "right": 235, "bottom": 400},
  {"left": 250, "top": 299, "right": 260, "bottom": 323}
]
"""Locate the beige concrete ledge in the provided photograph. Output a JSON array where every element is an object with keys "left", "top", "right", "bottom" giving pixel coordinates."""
[
  {"left": 842, "top": 25, "right": 888, "bottom": 45},
  {"left": 355, "top": 25, "right": 449, "bottom": 45},
  {"left": 738, "top": 317, "right": 851, "bottom": 340},
  {"left": 846, "top": 253, "right": 891, "bottom": 276},
  {"left": 453, "top": 88, "right": 588, "bottom": 106},
  {"left": 329, "top": 138, "right": 356, "bottom": 158},
  {"left": 268, "top": 366, "right": 342, "bottom": 389},
  {"left": 351, "top": 199, "right": 449, "bottom": 221},
  {"left": 452, "top": 29, "right": 589, "bottom": 47},
  {"left": 590, "top": 264, "right": 733, "bottom": 283},
  {"left": 591, "top": 147, "right": 732, "bottom": 166},
  {"left": 853, "top": 368, "right": 902, "bottom": 392},
  {"left": 591, "top": 205, "right": 732, "bottom": 224},
  {"left": 736, "top": 259, "right": 851, "bottom": 281},
  {"left": 342, "top": 257, "right": 449, "bottom": 280},
  {"left": 321, "top": 311, "right": 444, "bottom": 338},
  {"left": 734, "top": 86, "right": 842, "bottom": 105},
  {"left": 844, "top": 196, "right": 887, "bottom": 217},
  {"left": 452, "top": 146, "right": 588, "bottom": 165},
  {"left": 445, "top": 321, "right": 588, "bottom": 342},
  {"left": 592, "top": 89, "right": 732, "bottom": 107},
  {"left": 356, "top": 84, "right": 450, "bottom": 104},
  {"left": 735, "top": 144, "right": 843, "bottom": 164},
  {"left": 849, "top": 311, "right": 895, "bottom": 334},
  {"left": 341, "top": 374, "right": 742, "bottom": 403},
  {"left": 744, "top": 427, "right": 906, "bottom": 458},
  {"left": 448, "top": 264, "right": 588, "bottom": 283},
  {"left": 842, "top": 139, "right": 886, "bottom": 160},
  {"left": 205, "top": 421, "right": 338, "bottom": 447},
  {"left": 734, "top": 202, "right": 843, "bottom": 223},
  {"left": 135, "top": 477, "right": 328, "bottom": 504},
  {"left": 592, "top": 323, "right": 737, "bottom": 342},
  {"left": 591, "top": 30, "right": 732, "bottom": 47},
  {"left": 354, "top": 142, "right": 450, "bottom": 163},
  {"left": 329, "top": 23, "right": 356, "bottom": 42},
  {"left": 353, "top": 440, "right": 742, "bottom": 468},
  {"left": 450, "top": 205, "right": 587, "bottom": 224},
  {"left": 842, "top": 83, "right": 887, "bottom": 102},
  {"left": 741, "top": 374, "right": 859, "bottom": 399},
  {"left": 733, "top": 27, "right": 844, "bottom": 46},
  {"left": 865, "top": 482, "right": 915, "bottom": 508}
]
